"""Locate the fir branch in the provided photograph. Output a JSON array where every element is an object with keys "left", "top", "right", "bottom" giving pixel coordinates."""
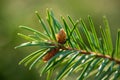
[{"left": 16, "top": 9, "right": 120, "bottom": 80}]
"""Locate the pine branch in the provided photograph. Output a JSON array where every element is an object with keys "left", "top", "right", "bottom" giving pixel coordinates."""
[{"left": 16, "top": 9, "right": 120, "bottom": 80}]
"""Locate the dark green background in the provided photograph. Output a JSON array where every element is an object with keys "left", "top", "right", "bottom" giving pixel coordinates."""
[{"left": 0, "top": 0, "right": 120, "bottom": 80}]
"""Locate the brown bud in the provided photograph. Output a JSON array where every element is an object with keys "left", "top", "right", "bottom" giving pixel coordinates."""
[
  {"left": 42, "top": 48, "right": 59, "bottom": 62},
  {"left": 56, "top": 28, "right": 66, "bottom": 44}
]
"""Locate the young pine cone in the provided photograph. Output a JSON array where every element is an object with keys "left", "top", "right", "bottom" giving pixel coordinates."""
[
  {"left": 42, "top": 48, "right": 59, "bottom": 62},
  {"left": 56, "top": 28, "right": 66, "bottom": 44}
]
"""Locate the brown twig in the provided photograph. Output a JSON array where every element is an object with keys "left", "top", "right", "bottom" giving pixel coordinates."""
[{"left": 60, "top": 46, "right": 120, "bottom": 64}]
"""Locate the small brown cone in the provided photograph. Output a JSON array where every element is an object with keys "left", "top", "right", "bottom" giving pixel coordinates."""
[
  {"left": 56, "top": 28, "right": 66, "bottom": 44},
  {"left": 43, "top": 48, "right": 59, "bottom": 62}
]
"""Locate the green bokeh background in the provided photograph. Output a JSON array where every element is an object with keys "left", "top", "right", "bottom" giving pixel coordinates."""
[{"left": 0, "top": 0, "right": 120, "bottom": 80}]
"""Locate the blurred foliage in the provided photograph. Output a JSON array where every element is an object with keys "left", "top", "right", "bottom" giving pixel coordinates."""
[{"left": 0, "top": 0, "right": 120, "bottom": 80}]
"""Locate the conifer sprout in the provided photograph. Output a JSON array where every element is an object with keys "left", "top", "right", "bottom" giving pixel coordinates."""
[{"left": 16, "top": 9, "right": 120, "bottom": 80}]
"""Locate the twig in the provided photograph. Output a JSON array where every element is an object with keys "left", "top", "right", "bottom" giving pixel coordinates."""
[{"left": 60, "top": 46, "right": 120, "bottom": 64}]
